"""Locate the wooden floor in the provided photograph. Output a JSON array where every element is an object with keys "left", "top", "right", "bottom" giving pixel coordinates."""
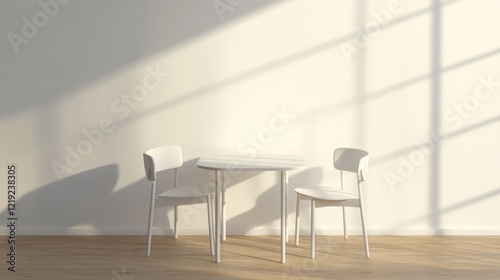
[{"left": 1, "top": 235, "right": 500, "bottom": 279}]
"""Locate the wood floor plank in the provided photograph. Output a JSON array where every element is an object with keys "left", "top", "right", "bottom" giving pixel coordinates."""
[{"left": 1, "top": 235, "right": 499, "bottom": 279}]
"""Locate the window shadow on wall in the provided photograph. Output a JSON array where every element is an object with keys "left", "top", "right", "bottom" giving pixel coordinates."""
[{"left": 0, "top": 0, "right": 287, "bottom": 118}]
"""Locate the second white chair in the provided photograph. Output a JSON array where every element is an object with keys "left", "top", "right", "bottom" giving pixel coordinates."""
[
  {"left": 143, "top": 145, "right": 214, "bottom": 256},
  {"left": 294, "top": 147, "right": 370, "bottom": 259}
]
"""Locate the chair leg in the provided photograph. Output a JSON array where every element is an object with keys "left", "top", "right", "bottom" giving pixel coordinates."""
[
  {"left": 207, "top": 195, "right": 214, "bottom": 256},
  {"left": 342, "top": 206, "right": 348, "bottom": 239},
  {"left": 174, "top": 206, "right": 179, "bottom": 239},
  {"left": 359, "top": 205, "right": 370, "bottom": 258},
  {"left": 311, "top": 198, "right": 316, "bottom": 259},
  {"left": 295, "top": 195, "right": 301, "bottom": 246},
  {"left": 146, "top": 202, "right": 155, "bottom": 257}
]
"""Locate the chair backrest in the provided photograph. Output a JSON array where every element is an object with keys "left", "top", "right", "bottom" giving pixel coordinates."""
[
  {"left": 143, "top": 145, "right": 183, "bottom": 181},
  {"left": 333, "top": 147, "right": 369, "bottom": 182}
]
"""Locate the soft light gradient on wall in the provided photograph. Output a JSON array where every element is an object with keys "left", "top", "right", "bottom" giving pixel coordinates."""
[{"left": 1, "top": 0, "right": 499, "bottom": 236}]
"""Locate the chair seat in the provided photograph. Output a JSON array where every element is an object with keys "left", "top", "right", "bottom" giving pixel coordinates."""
[
  {"left": 158, "top": 186, "right": 212, "bottom": 198},
  {"left": 295, "top": 186, "right": 357, "bottom": 201}
]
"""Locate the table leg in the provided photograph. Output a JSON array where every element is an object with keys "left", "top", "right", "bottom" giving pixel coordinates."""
[
  {"left": 285, "top": 171, "right": 289, "bottom": 243},
  {"left": 215, "top": 170, "right": 221, "bottom": 263},
  {"left": 281, "top": 170, "right": 287, "bottom": 264},
  {"left": 222, "top": 171, "right": 226, "bottom": 241}
]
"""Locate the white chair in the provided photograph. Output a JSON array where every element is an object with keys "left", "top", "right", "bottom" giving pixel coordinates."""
[
  {"left": 143, "top": 145, "right": 214, "bottom": 256},
  {"left": 294, "top": 148, "right": 370, "bottom": 259}
]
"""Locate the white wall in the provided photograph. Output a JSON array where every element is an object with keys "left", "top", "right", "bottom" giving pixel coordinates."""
[{"left": 1, "top": 0, "right": 500, "bottom": 236}]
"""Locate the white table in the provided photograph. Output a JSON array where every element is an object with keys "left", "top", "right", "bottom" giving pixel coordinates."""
[{"left": 197, "top": 155, "right": 305, "bottom": 263}]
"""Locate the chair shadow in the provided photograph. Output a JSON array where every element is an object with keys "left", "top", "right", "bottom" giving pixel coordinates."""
[
  {"left": 224, "top": 167, "right": 323, "bottom": 235},
  {"left": 0, "top": 164, "right": 119, "bottom": 234},
  {"left": 0, "top": 164, "right": 169, "bottom": 235}
]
